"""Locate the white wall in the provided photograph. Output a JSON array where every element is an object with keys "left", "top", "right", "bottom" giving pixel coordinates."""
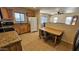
[
  {"left": 50, "top": 13, "right": 79, "bottom": 24},
  {"left": 46, "top": 13, "right": 79, "bottom": 44},
  {"left": 12, "top": 8, "right": 27, "bottom": 23}
]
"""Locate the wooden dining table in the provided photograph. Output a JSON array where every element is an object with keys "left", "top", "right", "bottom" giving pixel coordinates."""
[{"left": 39, "top": 27, "right": 64, "bottom": 46}]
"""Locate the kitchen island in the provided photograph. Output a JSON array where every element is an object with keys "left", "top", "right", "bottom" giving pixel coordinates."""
[{"left": 0, "top": 31, "right": 22, "bottom": 51}]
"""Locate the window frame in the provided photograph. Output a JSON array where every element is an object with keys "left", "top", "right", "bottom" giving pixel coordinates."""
[
  {"left": 53, "top": 17, "right": 58, "bottom": 23},
  {"left": 41, "top": 15, "right": 48, "bottom": 24},
  {"left": 14, "top": 12, "right": 26, "bottom": 23},
  {"left": 65, "top": 16, "right": 78, "bottom": 25},
  {"left": 72, "top": 16, "right": 78, "bottom": 25},
  {"left": 65, "top": 16, "right": 73, "bottom": 25}
]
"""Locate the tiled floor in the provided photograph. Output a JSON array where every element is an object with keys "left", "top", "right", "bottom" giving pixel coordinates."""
[{"left": 20, "top": 32, "right": 72, "bottom": 51}]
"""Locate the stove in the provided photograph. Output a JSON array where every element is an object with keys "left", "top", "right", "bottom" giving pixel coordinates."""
[{"left": 0, "top": 21, "right": 15, "bottom": 33}]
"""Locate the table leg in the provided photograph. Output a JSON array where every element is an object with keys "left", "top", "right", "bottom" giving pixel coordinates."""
[{"left": 54, "top": 36, "right": 57, "bottom": 46}]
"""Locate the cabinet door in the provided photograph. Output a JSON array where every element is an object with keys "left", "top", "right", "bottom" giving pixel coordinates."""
[
  {"left": 23, "top": 24, "right": 27, "bottom": 33},
  {"left": 20, "top": 24, "right": 24, "bottom": 34},
  {"left": 13, "top": 24, "right": 21, "bottom": 34},
  {"left": 27, "top": 24, "right": 30, "bottom": 32},
  {"left": 21, "top": 24, "right": 29, "bottom": 33},
  {"left": 23, "top": 24, "right": 26, "bottom": 33},
  {"left": 16, "top": 41, "right": 22, "bottom": 51},
  {"left": 1, "top": 8, "right": 12, "bottom": 20}
]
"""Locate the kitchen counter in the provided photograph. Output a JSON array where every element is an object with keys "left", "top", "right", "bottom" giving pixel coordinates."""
[{"left": 0, "top": 31, "right": 22, "bottom": 51}]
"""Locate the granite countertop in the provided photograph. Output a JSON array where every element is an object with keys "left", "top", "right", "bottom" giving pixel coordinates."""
[{"left": 0, "top": 31, "right": 21, "bottom": 48}]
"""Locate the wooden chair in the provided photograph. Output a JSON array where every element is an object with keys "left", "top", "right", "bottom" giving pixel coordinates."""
[{"left": 73, "top": 29, "right": 79, "bottom": 51}]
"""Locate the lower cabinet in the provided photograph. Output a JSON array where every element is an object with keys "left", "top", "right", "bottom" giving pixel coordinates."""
[
  {"left": 0, "top": 41, "right": 22, "bottom": 51},
  {"left": 13, "top": 23, "right": 30, "bottom": 34},
  {"left": 13, "top": 24, "right": 21, "bottom": 34}
]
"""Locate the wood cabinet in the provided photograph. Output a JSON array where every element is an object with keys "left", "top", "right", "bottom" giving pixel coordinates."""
[
  {"left": 0, "top": 9, "right": 2, "bottom": 19},
  {"left": 0, "top": 8, "right": 13, "bottom": 20},
  {"left": 13, "top": 23, "right": 30, "bottom": 34},
  {"left": 21, "top": 24, "right": 27, "bottom": 33},
  {"left": 23, "top": 24, "right": 30, "bottom": 33},
  {"left": 20, "top": 24, "right": 30, "bottom": 34},
  {"left": 27, "top": 9, "right": 35, "bottom": 17},
  {"left": 0, "top": 41, "right": 22, "bottom": 51},
  {"left": 13, "top": 24, "right": 21, "bottom": 34}
]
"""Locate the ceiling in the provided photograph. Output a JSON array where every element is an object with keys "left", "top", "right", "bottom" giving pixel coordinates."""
[
  {"left": 37, "top": 7, "right": 79, "bottom": 15},
  {"left": 7, "top": 7, "right": 79, "bottom": 15}
]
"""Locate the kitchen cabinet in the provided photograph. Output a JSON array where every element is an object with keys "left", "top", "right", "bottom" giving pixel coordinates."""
[
  {"left": 13, "top": 23, "right": 30, "bottom": 34},
  {"left": 27, "top": 24, "right": 30, "bottom": 32},
  {"left": 20, "top": 24, "right": 24, "bottom": 33},
  {"left": 20, "top": 23, "right": 30, "bottom": 34},
  {"left": 27, "top": 10, "right": 35, "bottom": 17},
  {"left": 0, "top": 41, "right": 22, "bottom": 51},
  {"left": 0, "top": 9, "right": 2, "bottom": 19},
  {"left": 22, "top": 24, "right": 27, "bottom": 33},
  {"left": 0, "top": 8, "right": 13, "bottom": 20},
  {"left": 9, "top": 41, "right": 22, "bottom": 51},
  {"left": 23, "top": 24, "right": 30, "bottom": 33},
  {"left": 13, "top": 24, "right": 21, "bottom": 34},
  {"left": 0, "top": 31, "right": 22, "bottom": 51}
]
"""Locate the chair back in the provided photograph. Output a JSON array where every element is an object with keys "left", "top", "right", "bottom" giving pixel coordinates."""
[{"left": 73, "top": 29, "right": 79, "bottom": 51}]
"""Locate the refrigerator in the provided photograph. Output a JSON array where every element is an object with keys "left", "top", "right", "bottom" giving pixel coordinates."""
[{"left": 28, "top": 17, "right": 37, "bottom": 32}]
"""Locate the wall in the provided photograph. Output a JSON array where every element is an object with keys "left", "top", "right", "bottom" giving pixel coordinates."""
[
  {"left": 46, "top": 13, "right": 79, "bottom": 44},
  {"left": 39, "top": 13, "right": 51, "bottom": 28},
  {"left": 9, "top": 7, "right": 37, "bottom": 23},
  {"left": 35, "top": 9, "right": 40, "bottom": 30},
  {"left": 12, "top": 8, "right": 28, "bottom": 23},
  {"left": 49, "top": 13, "right": 79, "bottom": 23}
]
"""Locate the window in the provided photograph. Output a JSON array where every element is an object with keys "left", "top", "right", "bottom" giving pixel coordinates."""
[
  {"left": 14, "top": 13, "right": 25, "bottom": 22},
  {"left": 72, "top": 16, "right": 78, "bottom": 25},
  {"left": 65, "top": 17, "right": 73, "bottom": 25},
  {"left": 41, "top": 15, "right": 48, "bottom": 27},
  {"left": 72, "top": 18, "right": 77, "bottom": 25},
  {"left": 53, "top": 17, "right": 58, "bottom": 23},
  {"left": 41, "top": 16, "right": 48, "bottom": 24}
]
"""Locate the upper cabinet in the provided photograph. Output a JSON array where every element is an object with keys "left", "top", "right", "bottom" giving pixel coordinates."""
[
  {"left": 27, "top": 9, "right": 35, "bottom": 17},
  {"left": 0, "top": 8, "right": 13, "bottom": 20},
  {"left": 0, "top": 9, "right": 2, "bottom": 20}
]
